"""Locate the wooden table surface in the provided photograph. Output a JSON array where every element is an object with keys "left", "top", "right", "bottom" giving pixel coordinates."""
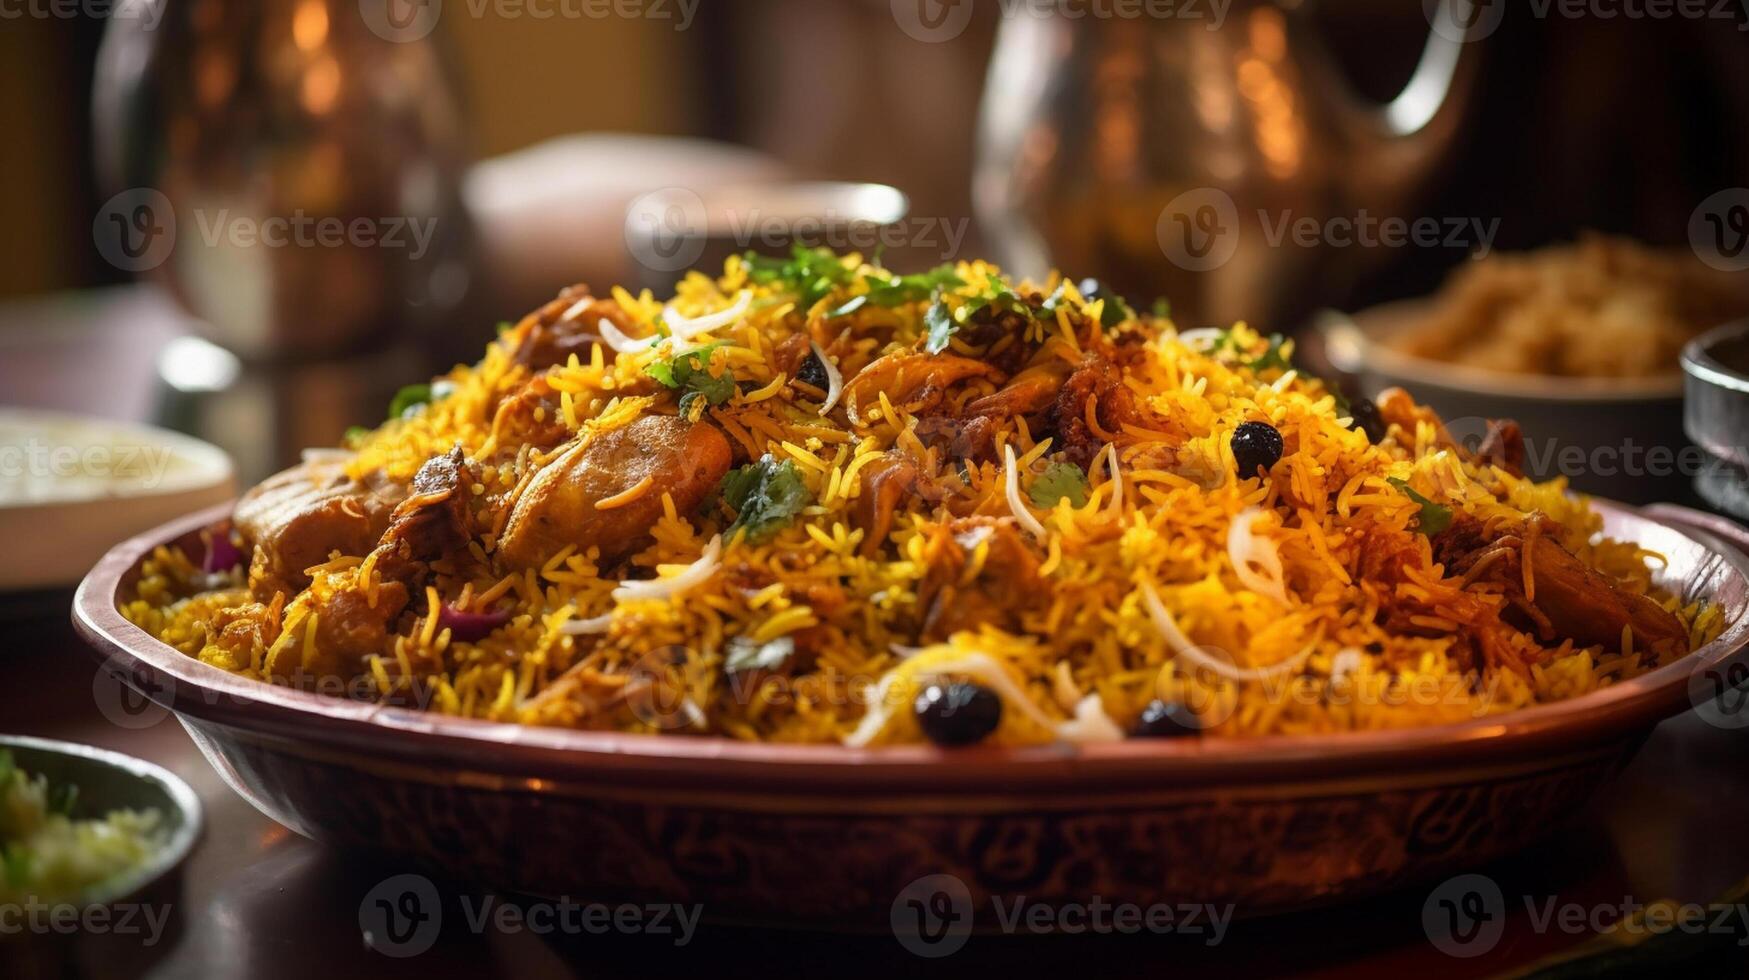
[{"left": 6, "top": 287, "right": 1749, "bottom": 978}]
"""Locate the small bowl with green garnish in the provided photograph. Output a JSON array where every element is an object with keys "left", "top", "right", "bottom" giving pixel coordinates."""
[{"left": 0, "top": 737, "right": 201, "bottom": 978}]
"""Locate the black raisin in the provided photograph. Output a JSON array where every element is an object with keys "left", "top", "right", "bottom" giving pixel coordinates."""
[
  {"left": 1348, "top": 397, "right": 1387, "bottom": 444},
  {"left": 1231, "top": 421, "right": 1284, "bottom": 477},
  {"left": 914, "top": 682, "right": 1002, "bottom": 747},
  {"left": 795, "top": 350, "right": 829, "bottom": 391},
  {"left": 1132, "top": 699, "right": 1203, "bottom": 738}
]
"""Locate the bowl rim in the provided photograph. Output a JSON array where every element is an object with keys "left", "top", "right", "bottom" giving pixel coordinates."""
[
  {"left": 1325, "top": 301, "right": 1688, "bottom": 403},
  {"left": 0, "top": 734, "right": 203, "bottom": 907},
  {"left": 72, "top": 502, "right": 1749, "bottom": 795},
  {"left": 1682, "top": 319, "right": 1749, "bottom": 397}
]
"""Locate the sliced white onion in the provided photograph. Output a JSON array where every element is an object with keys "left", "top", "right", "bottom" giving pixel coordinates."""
[
  {"left": 1176, "top": 328, "right": 1223, "bottom": 351},
  {"left": 1139, "top": 580, "right": 1312, "bottom": 682},
  {"left": 844, "top": 670, "right": 905, "bottom": 748},
  {"left": 558, "top": 297, "right": 594, "bottom": 323},
  {"left": 560, "top": 613, "right": 615, "bottom": 636},
  {"left": 810, "top": 340, "right": 844, "bottom": 416},
  {"left": 663, "top": 290, "right": 752, "bottom": 340},
  {"left": 1003, "top": 444, "right": 1048, "bottom": 541},
  {"left": 612, "top": 535, "right": 723, "bottom": 603},
  {"left": 920, "top": 653, "right": 1062, "bottom": 732},
  {"left": 596, "top": 315, "right": 661, "bottom": 355},
  {"left": 1330, "top": 647, "right": 1364, "bottom": 685},
  {"left": 1270, "top": 369, "right": 1299, "bottom": 392},
  {"left": 1057, "top": 693, "right": 1125, "bottom": 743},
  {"left": 1227, "top": 507, "right": 1290, "bottom": 606},
  {"left": 1103, "top": 443, "right": 1124, "bottom": 517}
]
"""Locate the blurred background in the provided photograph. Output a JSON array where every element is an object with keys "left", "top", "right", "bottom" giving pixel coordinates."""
[{"left": 1, "top": 0, "right": 1748, "bottom": 488}]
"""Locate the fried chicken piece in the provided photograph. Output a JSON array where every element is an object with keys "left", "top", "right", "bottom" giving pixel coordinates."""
[
  {"left": 497, "top": 416, "right": 732, "bottom": 570},
  {"left": 964, "top": 361, "right": 1072, "bottom": 420},
  {"left": 917, "top": 517, "right": 1044, "bottom": 642},
  {"left": 851, "top": 452, "right": 948, "bottom": 557},
  {"left": 234, "top": 456, "right": 405, "bottom": 601},
  {"left": 1045, "top": 358, "right": 1148, "bottom": 469},
  {"left": 1376, "top": 387, "right": 1523, "bottom": 474},
  {"left": 509, "top": 286, "right": 638, "bottom": 372},
  {"left": 841, "top": 350, "right": 1001, "bottom": 419},
  {"left": 1433, "top": 513, "right": 1688, "bottom": 658}
]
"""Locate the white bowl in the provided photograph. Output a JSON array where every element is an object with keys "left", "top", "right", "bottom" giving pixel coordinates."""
[{"left": 0, "top": 409, "right": 234, "bottom": 592}]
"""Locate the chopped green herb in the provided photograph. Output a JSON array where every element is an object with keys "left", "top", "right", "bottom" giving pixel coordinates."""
[
  {"left": 719, "top": 455, "right": 813, "bottom": 541},
  {"left": 863, "top": 264, "right": 964, "bottom": 307},
  {"left": 725, "top": 635, "right": 796, "bottom": 675},
  {"left": 1387, "top": 478, "right": 1454, "bottom": 536},
  {"left": 1245, "top": 333, "right": 1294, "bottom": 372},
  {"left": 1077, "top": 278, "right": 1133, "bottom": 328},
  {"left": 1151, "top": 298, "right": 1172, "bottom": 319},
  {"left": 923, "top": 295, "right": 958, "bottom": 354},
  {"left": 387, "top": 383, "right": 433, "bottom": 420},
  {"left": 495, "top": 320, "right": 514, "bottom": 335},
  {"left": 742, "top": 246, "right": 855, "bottom": 310},
  {"left": 1030, "top": 462, "right": 1090, "bottom": 509},
  {"left": 342, "top": 425, "right": 372, "bottom": 445},
  {"left": 3, "top": 845, "right": 28, "bottom": 889},
  {"left": 646, "top": 343, "right": 734, "bottom": 417}
]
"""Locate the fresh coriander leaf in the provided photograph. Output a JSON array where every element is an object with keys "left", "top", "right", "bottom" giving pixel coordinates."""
[
  {"left": 1151, "top": 298, "right": 1171, "bottom": 318},
  {"left": 1387, "top": 478, "right": 1454, "bottom": 536},
  {"left": 864, "top": 264, "right": 965, "bottom": 307},
  {"left": 387, "top": 383, "right": 433, "bottom": 420},
  {"left": 923, "top": 295, "right": 958, "bottom": 354},
  {"left": 3, "top": 845, "right": 28, "bottom": 888},
  {"left": 1245, "top": 333, "right": 1293, "bottom": 372},
  {"left": 1030, "top": 462, "right": 1090, "bottom": 508},
  {"left": 742, "top": 246, "right": 854, "bottom": 310},
  {"left": 725, "top": 635, "right": 796, "bottom": 675},
  {"left": 720, "top": 455, "right": 813, "bottom": 541},
  {"left": 342, "top": 425, "right": 372, "bottom": 445},
  {"left": 1077, "top": 278, "right": 1133, "bottom": 328},
  {"left": 647, "top": 344, "right": 734, "bottom": 414},
  {"left": 495, "top": 321, "right": 514, "bottom": 335}
]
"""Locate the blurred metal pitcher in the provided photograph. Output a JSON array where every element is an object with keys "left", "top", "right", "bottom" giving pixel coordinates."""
[
  {"left": 974, "top": 0, "right": 1483, "bottom": 329},
  {"left": 92, "top": 0, "right": 474, "bottom": 361}
]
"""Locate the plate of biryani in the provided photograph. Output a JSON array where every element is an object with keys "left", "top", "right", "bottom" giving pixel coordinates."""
[
  {"left": 76, "top": 249, "right": 1749, "bottom": 924},
  {"left": 1320, "top": 235, "right": 1749, "bottom": 501}
]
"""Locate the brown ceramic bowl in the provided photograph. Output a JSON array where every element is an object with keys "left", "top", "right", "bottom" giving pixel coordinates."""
[{"left": 72, "top": 502, "right": 1749, "bottom": 928}]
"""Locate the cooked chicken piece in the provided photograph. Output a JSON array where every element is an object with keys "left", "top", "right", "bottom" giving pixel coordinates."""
[
  {"left": 851, "top": 452, "right": 949, "bottom": 557},
  {"left": 964, "top": 361, "right": 1072, "bottom": 420},
  {"left": 497, "top": 416, "right": 733, "bottom": 570},
  {"left": 914, "top": 414, "right": 1002, "bottom": 465},
  {"left": 1433, "top": 513, "right": 1688, "bottom": 658},
  {"left": 373, "top": 447, "right": 478, "bottom": 582},
  {"left": 1376, "top": 387, "right": 1524, "bottom": 474},
  {"left": 917, "top": 517, "right": 1044, "bottom": 641},
  {"left": 234, "top": 457, "right": 405, "bottom": 601},
  {"left": 1046, "top": 358, "right": 1149, "bottom": 468},
  {"left": 841, "top": 350, "right": 1001, "bottom": 419},
  {"left": 509, "top": 286, "right": 639, "bottom": 372},
  {"left": 1475, "top": 419, "right": 1526, "bottom": 476},
  {"left": 267, "top": 448, "right": 478, "bottom": 686},
  {"left": 1354, "top": 523, "right": 1528, "bottom": 674},
  {"left": 487, "top": 377, "right": 573, "bottom": 453}
]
